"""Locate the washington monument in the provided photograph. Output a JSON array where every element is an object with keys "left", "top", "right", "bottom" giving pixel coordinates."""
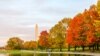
[{"left": 35, "top": 24, "right": 39, "bottom": 41}]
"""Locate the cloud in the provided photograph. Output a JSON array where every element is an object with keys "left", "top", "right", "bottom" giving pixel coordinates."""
[{"left": 0, "top": 9, "right": 24, "bottom": 16}]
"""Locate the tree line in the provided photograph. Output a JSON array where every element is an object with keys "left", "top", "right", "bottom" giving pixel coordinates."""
[{"left": 5, "top": 0, "right": 100, "bottom": 51}]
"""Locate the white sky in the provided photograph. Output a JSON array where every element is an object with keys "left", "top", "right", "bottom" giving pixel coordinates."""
[{"left": 0, "top": 0, "right": 97, "bottom": 47}]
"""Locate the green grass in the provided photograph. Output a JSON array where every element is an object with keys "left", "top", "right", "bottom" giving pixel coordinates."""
[
  {"left": 0, "top": 50, "right": 21, "bottom": 54},
  {"left": 0, "top": 48, "right": 100, "bottom": 54},
  {"left": 7, "top": 50, "right": 22, "bottom": 54}
]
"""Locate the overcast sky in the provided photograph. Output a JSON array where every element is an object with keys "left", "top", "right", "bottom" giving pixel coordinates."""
[{"left": 0, "top": 0, "right": 97, "bottom": 46}]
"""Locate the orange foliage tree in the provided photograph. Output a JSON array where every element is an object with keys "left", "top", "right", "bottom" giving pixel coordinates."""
[
  {"left": 66, "top": 8, "right": 96, "bottom": 51},
  {"left": 66, "top": 14, "right": 85, "bottom": 47},
  {"left": 38, "top": 30, "right": 49, "bottom": 49}
]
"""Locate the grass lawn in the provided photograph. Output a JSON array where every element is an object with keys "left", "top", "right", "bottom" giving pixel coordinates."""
[
  {"left": 0, "top": 47, "right": 100, "bottom": 54},
  {"left": 0, "top": 50, "right": 22, "bottom": 54},
  {"left": 0, "top": 50, "right": 100, "bottom": 56}
]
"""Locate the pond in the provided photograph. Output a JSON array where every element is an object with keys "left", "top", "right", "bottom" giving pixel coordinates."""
[{"left": 0, "top": 53, "right": 93, "bottom": 56}]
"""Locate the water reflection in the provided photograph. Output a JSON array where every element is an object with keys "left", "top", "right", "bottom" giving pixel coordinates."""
[
  {"left": 9, "top": 54, "right": 21, "bottom": 56},
  {"left": 0, "top": 54, "right": 8, "bottom": 56},
  {"left": 8, "top": 53, "right": 92, "bottom": 56}
]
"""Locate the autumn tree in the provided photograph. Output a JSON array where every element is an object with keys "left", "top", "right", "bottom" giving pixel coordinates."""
[
  {"left": 38, "top": 30, "right": 49, "bottom": 49},
  {"left": 6, "top": 37, "right": 23, "bottom": 50},
  {"left": 97, "top": 0, "right": 100, "bottom": 16},
  {"left": 23, "top": 41, "right": 37, "bottom": 50},
  {"left": 66, "top": 8, "right": 96, "bottom": 51},
  {"left": 94, "top": 20, "right": 100, "bottom": 50},
  {"left": 49, "top": 18, "right": 71, "bottom": 51},
  {"left": 66, "top": 13, "right": 86, "bottom": 51},
  {"left": 89, "top": 5, "right": 99, "bottom": 20},
  {"left": 88, "top": 4, "right": 100, "bottom": 50},
  {"left": 84, "top": 9, "right": 97, "bottom": 51},
  {"left": 96, "top": 0, "right": 100, "bottom": 38}
]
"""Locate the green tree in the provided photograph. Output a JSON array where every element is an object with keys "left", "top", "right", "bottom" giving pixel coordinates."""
[
  {"left": 6, "top": 37, "right": 23, "bottom": 50},
  {"left": 23, "top": 41, "right": 37, "bottom": 50},
  {"left": 49, "top": 18, "right": 71, "bottom": 51}
]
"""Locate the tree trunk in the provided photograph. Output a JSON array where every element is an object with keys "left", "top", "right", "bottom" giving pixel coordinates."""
[
  {"left": 60, "top": 45, "right": 62, "bottom": 52},
  {"left": 75, "top": 46, "right": 77, "bottom": 51},
  {"left": 82, "top": 46, "right": 85, "bottom": 51},
  {"left": 89, "top": 46, "right": 91, "bottom": 50},
  {"left": 97, "top": 43, "right": 99, "bottom": 50},
  {"left": 68, "top": 44, "right": 70, "bottom": 51},
  {"left": 95, "top": 44, "right": 96, "bottom": 50},
  {"left": 92, "top": 45, "right": 95, "bottom": 52}
]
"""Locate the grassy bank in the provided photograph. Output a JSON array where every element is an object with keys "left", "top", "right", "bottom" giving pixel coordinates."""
[
  {"left": 0, "top": 49, "right": 100, "bottom": 54},
  {"left": 0, "top": 47, "right": 100, "bottom": 54},
  {"left": 0, "top": 50, "right": 21, "bottom": 54}
]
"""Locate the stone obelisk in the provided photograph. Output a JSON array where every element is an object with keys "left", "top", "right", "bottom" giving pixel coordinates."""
[{"left": 35, "top": 24, "right": 38, "bottom": 41}]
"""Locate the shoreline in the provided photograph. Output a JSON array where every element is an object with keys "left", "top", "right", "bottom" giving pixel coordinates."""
[{"left": 0, "top": 50, "right": 100, "bottom": 56}]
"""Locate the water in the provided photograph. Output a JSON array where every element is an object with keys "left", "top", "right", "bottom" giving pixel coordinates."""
[{"left": 0, "top": 53, "right": 92, "bottom": 56}]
